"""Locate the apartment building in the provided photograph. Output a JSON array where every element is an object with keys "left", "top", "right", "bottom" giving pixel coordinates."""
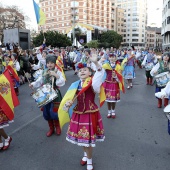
[
  {"left": 162, "top": 0, "right": 170, "bottom": 49},
  {"left": 116, "top": 0, "right": 147, "bottom": 48},
  {"left": 39, "top": 0, "right": 112, "bottom": 33},
  {"left": 146, "top": 27, "right": 163, "bottom": 49}
]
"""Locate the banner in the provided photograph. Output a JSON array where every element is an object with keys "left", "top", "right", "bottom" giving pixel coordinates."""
[{"left": 86, "top": 30, "right": 92, "bottom": 43}]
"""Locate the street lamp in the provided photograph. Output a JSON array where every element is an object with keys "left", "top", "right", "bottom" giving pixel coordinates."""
[{"left": 72, "top": 1, "right": 76, "bottom": 46}]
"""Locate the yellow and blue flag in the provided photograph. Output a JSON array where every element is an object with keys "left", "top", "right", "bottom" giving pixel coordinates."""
[
  {"left": 58, "top": 77, "right": 105, "bottom": 129},
  {"left": 33, "top": 0, "right": 46, "bottom": 25},
  {"left": 58, "top": 80, "right": 80, "bottom": 129}
]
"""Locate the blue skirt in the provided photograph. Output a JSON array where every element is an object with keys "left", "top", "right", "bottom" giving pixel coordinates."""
[{"left": 122, "top": 66, "right": 135, "bottom": 79}]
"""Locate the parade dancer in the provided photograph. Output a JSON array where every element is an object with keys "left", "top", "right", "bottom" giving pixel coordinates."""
[
  {"left": 142, "top": 48, "right": 156, "bottom": 85},
  {"left": 122, "top": 49, "right": 135, "bottom": 89},
  {"left": 102, "top": 53, "right": 125, "bottom": 118},
  {"left": 62, "top": 54, "right": 105, "bottom": 170},
  {"left": 30, "top": 55, "right": 65, "bottom": 137},
  {"left": 0, "top": 69, "right": 20, "bottom": 150},
  {"left": 151, "top": 52, "right": 170, "bottom": 108}
]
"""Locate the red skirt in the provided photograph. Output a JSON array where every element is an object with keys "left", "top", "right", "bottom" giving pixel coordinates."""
[{"left": 103, "top": 81, "right": 120, "bottom": 102}]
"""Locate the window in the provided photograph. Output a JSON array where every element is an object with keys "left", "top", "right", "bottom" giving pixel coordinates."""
[
  {"left": 167, "top": 16, "right": 170, "bottom": 24},
  {"left": 132, "top": 39, "right": 138, "bottom": 42},
  {"left": 132, "top": 34, "right": 139, "bottom": 37}
]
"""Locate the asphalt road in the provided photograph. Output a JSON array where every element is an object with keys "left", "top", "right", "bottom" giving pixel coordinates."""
[{"left": 0, "top": 67, "right": 170, "bottom": 170}]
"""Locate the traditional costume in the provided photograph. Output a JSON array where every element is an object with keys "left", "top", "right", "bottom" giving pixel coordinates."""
[
  {"left": 31, "top": 55, "right": 65, "bottom": 136},
  {"left": 122, "top": 52, "right": 135, "bottom": 89},
  {"left": 66, "top": 63, "right": 105, "bottom": 147},
  {"left": 151, "top": 53, "right": 170, "bottom": 108},
  {"left": 142, "top": 51, "right": 156, "bottom": 85},
  {"left": 102, "top": 55, "right": 125, "bottom": 118},
  {"left": 122, "top": 54, "right": 135, "bottom": 79}
]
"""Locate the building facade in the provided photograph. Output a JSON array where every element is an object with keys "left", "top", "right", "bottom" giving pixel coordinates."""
[
  {"left": 39, "top": 0, "right": 112, "bottom": 33},
  {"left": 162, "top": 0, "right": 170, "bottom": 49},
  {"left": 111, "top": 5, "right": 124, "bottom": 36},
  {"left": 146, "top": 27, "right": 163, "bottom": 50},
  {"left": 116, "top": 0, "right": 147, "bottom": 48}
]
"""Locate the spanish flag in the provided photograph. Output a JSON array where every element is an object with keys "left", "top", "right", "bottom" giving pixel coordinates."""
[
  {"left": 3, "top": 61, "right": 19, "bottom": 81},
  {"left": 100, "top": 84, "right": 106, "bottom": 107},
  {"left": 56, "top": 61, "right": 66, "bottom": 81},
  {"left": 102, "top": 61, "right": 125, "bottom": 93},
  {"left": 0, "top": 71, "right": 15, "bottom": 120},
  {"left": 57, "top": 56, "right": 64, "bottom": 68},
  {"left": 3, "top": 70, "right": 20, "bottom": 107},
  {"left": 6, "top": 65, "right": 19, "bottom": 81},
  {"left": 33, "top": 0, "right": 46, "bottom": 25}
]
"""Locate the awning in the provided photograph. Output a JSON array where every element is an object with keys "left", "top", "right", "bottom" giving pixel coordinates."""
[{"left": 66, "top": 23, "right": 94, "bottom": 34}]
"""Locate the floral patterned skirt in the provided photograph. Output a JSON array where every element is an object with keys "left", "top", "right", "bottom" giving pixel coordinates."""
[
  {"left": 103, "top": 81, "right": 120, "bottom": 102},
  {"left": 66, "top": 111, "right": 105, "bottom": 147},
  {"left": 0, "top": 108, "right": 13, "bottom": 129}
]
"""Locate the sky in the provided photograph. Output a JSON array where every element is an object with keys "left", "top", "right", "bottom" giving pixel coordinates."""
[{"left": 0, "top": 0, "right": 163, "bottom": 30}]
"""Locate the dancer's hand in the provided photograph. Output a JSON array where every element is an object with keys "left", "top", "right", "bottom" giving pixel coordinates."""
[
  {"left": 90, "top": 49, "right": 98, "bottom": 64},
  {"left": 49, "top": 70, "right": 59, "bottom": 78},
  {"left": 29, "top": 83, "right": 33, "bottom": 89}
]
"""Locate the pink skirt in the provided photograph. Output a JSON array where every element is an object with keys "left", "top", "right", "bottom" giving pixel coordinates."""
[
  {"left": 66, "top": 111, "right": 105, "bottom": 147},
  {"left": 103, "top": 81, "right": 120, "bottom": 102}
]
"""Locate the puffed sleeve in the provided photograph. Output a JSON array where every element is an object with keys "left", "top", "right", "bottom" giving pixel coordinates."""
[
  {"left": 32, "top": 61, "right": 41, "bottom": 70},
  {"left": 31, "top": 76, "right": 43, "bottom": 89},
  {"left": 150, "top": 63, "right": 160, "bottom": 77},
  {"left": 92, "top": 68, "right": 105, "bottom": 93},
  {"left": 55, "top": 70, "right": 65, "bottom": 87}
]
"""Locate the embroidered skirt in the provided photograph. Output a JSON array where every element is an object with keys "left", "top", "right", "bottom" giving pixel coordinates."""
[
  {"left": 103, "top": 81, "right": 120, "bottom": 102},
  {"left": 66, "top": 111, "right": 105, "bottom": 147},
  {"left": 0, "top": 108, "right": 13, "bottom": 129},
  {"left": 122, "top": 65, "right": 135, "bottom": 79}
]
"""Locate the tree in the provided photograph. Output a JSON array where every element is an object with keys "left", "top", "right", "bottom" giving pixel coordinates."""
[
  {"left": 33, "top": 30, "right": 72, "bottom": 47},
  {"left": 86, "top": 40, "right": 99, "bottom": 48},
  {"left": 0, "top": 4, "right": 29, "bottom": 42},
  {"left": 99, "top": 30, "right": 122, "bottom": 48}
]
